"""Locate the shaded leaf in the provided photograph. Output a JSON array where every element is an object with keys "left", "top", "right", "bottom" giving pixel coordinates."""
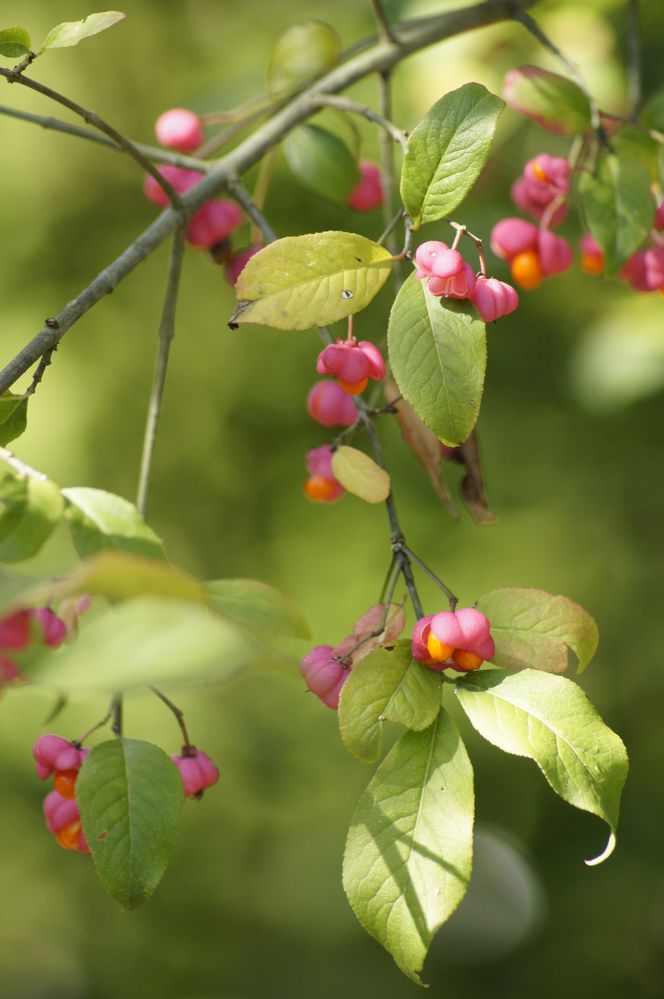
[
  {"left": 62, "top": 487, "right": 165, "bottom": 561},
  {"left": 476, "top": 587, "right": 598, "bottom": 673},
  {"left": 455, "top": 430, "right": 495, "bottom": 525},
  {"left": 343, "top": 709, "right": 474, "bottom": 983},
  {"left": 455, "top": 669, "right": 628, "bottom": 865},
  {"left": 0, "top": 393, "right": 28, "bottom": 447},
  {"left": 268, "top": 21, "right": 341, "bottom": 96},
  {"left": 41, "top": 11, "right": 126, "bottom": 50},
  {"left": 401, "top": 83, "right": 504, "bottom": 228},
  {"left": 338, "top": 641, "right": 442, "bottom": 762},
  {"left": 331, "top": 446, "right": 390, "bottom": 503},
  {"left": 78, "top": 739, "right": 183, "bottom": 909},
  {"left": 0, "top": 464, "right": 63, "bottom": 562},
  {"left": 206, "top": 578, "right": 310, "bottom": 639},
  {"left": 230, "top": 232, "right": 393, "bottom": 330},
  {"left": 384, "top": 378, "right": 457, "bottom": 517},
  {"left": 387, "top": 272, "right": 486, "bottom": 447},
  {"left": 0, "top": 25, "right": 31, "bottom": 58},
  {"left": 30, "top": 596, "right": 250, "bottom": 691},
  {"left": 503, "top": 65, "right": 592, "bottom": 135},
  {"left": 283, "top": 124, "right": 359, "bottom": 204},
  {"left": 579, "top": 154, "right": 655, "bottom": 277}
]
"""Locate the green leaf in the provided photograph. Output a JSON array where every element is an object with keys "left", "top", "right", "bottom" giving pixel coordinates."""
[
  {"left": 401, "top": 83, "right": 504, "bottom": 228},
  {"left": 387, "top": 272, "right": 486, "bottom": 447},
  {"left": 283, "top": 124, "right": 359, "bottom": 204},
  {"left": 579, "top": 154, "right": 655, "bottom": 277},
  {"left": 455, "top": 669, "right": 628, "bottom": 865},
  {"left": 30, "top": 596, "right": 250, "bottom": 691},
  {"left": 206, "top": 578, "right": 310, "bottom": 639},
  {"left": 62, "top": 487, "right": 165, "bottom": 561},
  {"left": 0, "top": 25, "right": 31, "bottom": 58},
  {"left": 41, "top": 11, "right": 126, "bottom": 50},
  {"left": 659, "top": 144, "right": 664, "bottom": 188},
  {"left": 21, "top": 551, "right": 206, "bottom": 607},
  {"left": 77, "top": 738, "right": 183, "bottom": 909},
  {"left": 0, "top": 393, "right": 28, "bottom": 446},
  {"left": 343, "top": 709, "right": 474, "bottom": 983},
  {"left": 475, "top": 587, "right": 598, "bottom": 674},
  {"left": 0, "top": 466, "right": 63, "bottom": 562},
  {"left": 338, "top": 641, "right": 442, "bottom": 763},
  {"left": 503, "top": 65, "right": 592, "bottom": 135},
  {"left": 640, "top": 87, "right": 664, "bottom": 132},
  {"left": 229, "top": 232, "right": 393, "bottom": 331},
  {"left": 611, "top": 126, "right": 660, "bottom": 183},
  {"left": 331, "top": 446, "right": 391, "bottom": 503},
  {"left": 268, "top": 21, "right": 341, "bottom": 96}
]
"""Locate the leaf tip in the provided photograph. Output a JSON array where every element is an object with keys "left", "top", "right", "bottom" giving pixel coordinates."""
[{"left": 584, "top": 831, "right": 616, "bottom": 867}]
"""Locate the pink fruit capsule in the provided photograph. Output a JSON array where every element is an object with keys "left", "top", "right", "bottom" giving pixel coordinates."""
[{"left": 155, "top": 108, "right": 204, "bottom": 152}]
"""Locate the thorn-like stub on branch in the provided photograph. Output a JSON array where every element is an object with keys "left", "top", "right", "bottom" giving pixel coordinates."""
[
  {"left": 227, "top": 299, "right": 252, "bottom": 329},
  {"left": 45, "top": 317, "right": 59, "bottom": 329}
]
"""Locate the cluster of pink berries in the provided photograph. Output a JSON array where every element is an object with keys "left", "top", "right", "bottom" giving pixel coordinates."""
[
  {"left": 581, "top": 202, "right": 664, "bottom": 293},
  {"left": 490, "top": 154, "right": 573, "bottom": 291},
  {"left": 304, "top": 338, "right": 387, "bottom": 503},
  {"left": 347, "top": 161, "right": 384, "bottom": 213},
  {"left": 414, "top": 241, "right": 519, "bottom": 322},
  {"left": 34, "top": 735, "right": 90, "bottom": 853},
  {"left": 0, "top": 607, "right": 68, "bottom": 684},
  {"left": 412, "top": 607, "right": 494, "bottom": 672},
  {"left": 144, "top": 107, "right": 244, "bottom": 254},
  {"left": 300, "top": 602, "right": 405, "bottom": 708},
  {"left": 33, "top": 732, "right": 220, "bottom": 853}
]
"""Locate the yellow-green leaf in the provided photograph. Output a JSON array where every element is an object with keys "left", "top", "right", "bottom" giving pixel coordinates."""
[{"left": 331, "top": 446, "right": 390, "bottom": 503}]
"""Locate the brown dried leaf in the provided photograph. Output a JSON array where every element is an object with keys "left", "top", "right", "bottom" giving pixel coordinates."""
[{"left": 455, "top": 430, "right": 496, "bottom": 525}]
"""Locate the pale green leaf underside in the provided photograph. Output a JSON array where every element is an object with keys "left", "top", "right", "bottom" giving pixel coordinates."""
[
  {"left": 388, "top": 272, "right": 486, "bottom": 447},
  {"left": 231, "top": 232, "right": 393, "bottom": 330},
  {"left": 78, "top": 738, "right": 183, "bottom": 909},
  {"left": 401, "top": 82, "right": 504, "bottom": 227},
  {"left": 343, "top": 709, "right": 474, "bottom": 983},
  {"left": 456, "top": 669, "right": 628, "bottom": 864},
  {"left": 579, "top": 154, "right": 655, "bottom": 277},
  {"left": 62, "top": 487, "right": 165, "bottom": 561},
  {"left": 331, "top": 446, "right": 391, "bottom": 503},
  {"left": 0, "top": 470, "right": 63, "bottom": 562},
  {"left": 206, "top": 578, "right": 310, "bottom": 640},
  {"left": 32, "top": 595, "right": 250, "bottom": 691},
  {"left": 338, "top": 642, "right": 442, "bottom": 762},
  {"left": 41, "top": 11, "right": 126, "bottom": 50},
  {"left": 476, "top": 587, "right": 598, "bottom": 673}
]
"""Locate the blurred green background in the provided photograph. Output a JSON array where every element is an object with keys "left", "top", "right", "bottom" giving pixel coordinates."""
[{"left": 1, "top": 0, "right": 664, "bottom": 996}]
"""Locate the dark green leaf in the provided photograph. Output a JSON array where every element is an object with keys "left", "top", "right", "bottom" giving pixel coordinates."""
[
  {"left": 0, "top": 393, "right": 28, "bottom": 446},
  {"left": 401, "top": 83, "right": 504, "bottom": 228},
  {"left": 475, "top": 587, "right": 598, "bottom": 673},
  {"left": 62, "top": 487, "right": 165, "bottom": 561},
  {"left": 267, "top": 21, "right": 341, "bottom": 96},
  {"left": 41, "top": 11, "right": 126, "bottom": 50},
  {"left": 0, "top": 25, "right": 31, "bottom": 58},
  {"left": 343, "top": 709, "right": 474, "bottom": 983},
  {"left": 283, "top": 124, "right": 359, "bottom": 204},
  {"left": 387, "top": 272, "right": 486, "bottom": 447},
  {"left": 456, "top": 669, "right": 628, "bottom": 865},
  {"left": 579, "top": 154, "right": 655, "bottom": 276},
  {"left": 338, "top": 641, "right": 442, "bottom": 762},
  {"left": 77, "top": 738, "right": 183, "bottom": 909},
  {"left": 206, "top": 578, "right": 310, "bottom": 639}
]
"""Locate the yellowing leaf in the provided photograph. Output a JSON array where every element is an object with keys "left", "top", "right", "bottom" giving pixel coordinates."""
[{"left": 331, "top": 446, "right": 390, "bottom": 503}]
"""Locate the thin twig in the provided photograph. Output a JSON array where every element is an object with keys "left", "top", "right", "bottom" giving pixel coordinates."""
[
  {"left": 150, "top": 686, "right": 192, "bottom": 748},
  {"left": 196, "top": 105, "right": 274, "bottom": 158},
  {"left": 111, "top": 694, "right": 123, "bottom": 737},
  {"left": 0, "top": 105, "right": 211, "bottom": 171},
  {"left": 227, "top": 178, "right": 278, "bottom": 243},
  {"left": 371, "top": 0, "right": 397, "bottom": 43},
  {"left": 397, "top": 541, "right": 458, "bottom": 611},
  {"left": 450, "top": 222, "right": 487, "bottom": 276},
  {"left": 378, "top": 208, "right": 404, "bottom": 246},
  {"left": 0, "top": 0, "right": 537, "bottom": 395},
  {"left": 136, "top": 227, "right": 186, "bottom": 517},
  {"left": 26, "top": 346, "right": 55, "bottom": 396},
  {"left": 77, "top": 698, "right": 115, "bottom": 744},
  {"left": 0, "top": 68, "right": 185, "bottom": 207},
  {"left": 311, "top": 94, "right": 407, "bottom": 149},
  {"left": 626, "top": 0, "right": 642, "bottom": 121}
]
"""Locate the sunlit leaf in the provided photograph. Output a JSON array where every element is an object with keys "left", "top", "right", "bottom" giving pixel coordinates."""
[
  {"left": 338, "top": 641, "right": 442, "bottom": 762},
  {"left": 78, "top": 738, "right": 183, "bottom": 909},
  {"left": 331, "top": 446, "right": 390, "bottom": 503},
  {"left": 206, "top": 578, "right": 310, "bottom": 639},
  {"left": 401, "top": 83, "right": 503, "bottom": 228},
  {"left": 229, "top": 232, "right": 393, "bottom": 330},
  {"left": 455, "top": 669, "right": 628, "bottom": 865},
  {"left": 579, "top": 153, "right": 655, "bottom": 276},
  {"left": 476, "top": 587, "right": 598, "bottom": 673},
  {"left": 343, "top": 709, "right": 474, "bottom": 983},
  {"left": 62, "top": 487, "right": 165, "bottom": 561},
  {"left": 387, "top": 273, "right": 486, "bottom": 447},
  {"left": 41, "top": 11, "right": 126, "bottom": 50}
]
